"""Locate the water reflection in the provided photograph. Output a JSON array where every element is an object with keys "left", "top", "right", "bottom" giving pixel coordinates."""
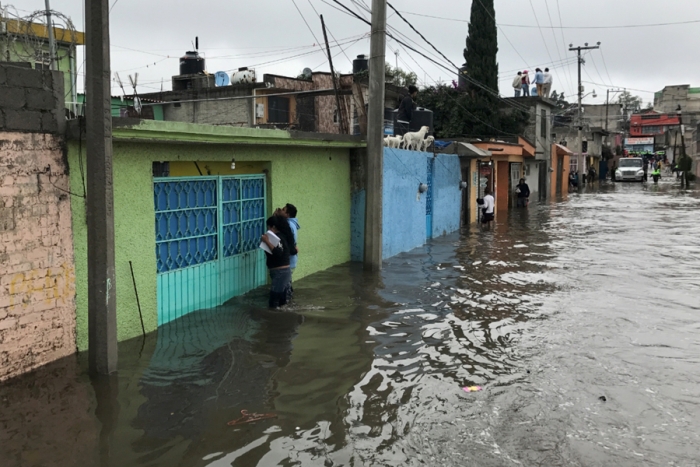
[{"left": 1, "top": 183, "right": 700, "bottom": 466}]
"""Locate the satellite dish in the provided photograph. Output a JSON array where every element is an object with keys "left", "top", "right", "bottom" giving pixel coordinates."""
[
  {"left": 302, "top": 68, "right": 313, "bottom": 79},
  {"left": 133, "top": 97, "right": 142, "bottom": 114},
  {"left": 215, "top": 71, "right": 230, "bottom": 86}
]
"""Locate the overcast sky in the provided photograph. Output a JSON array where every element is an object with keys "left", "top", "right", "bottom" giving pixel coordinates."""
[{"left": 14, "top": 0, "right": 700, "bottom": 105}]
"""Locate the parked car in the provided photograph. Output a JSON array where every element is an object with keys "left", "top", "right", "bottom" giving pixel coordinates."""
[{"left": 615, "top": 158, "right": 645, "bottom": 182}]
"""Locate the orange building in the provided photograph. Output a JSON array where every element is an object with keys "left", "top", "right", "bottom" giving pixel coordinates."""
[
  {"left": 551, "top": 144, "right": 572, "bottom": 197},
  {"left": 470, "top": 138, "right": 535, "bottom": 217}
]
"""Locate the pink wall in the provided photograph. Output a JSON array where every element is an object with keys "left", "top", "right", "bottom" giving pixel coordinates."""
[{"left": 0, "top": 132, "right": 76, "bottom": 381}]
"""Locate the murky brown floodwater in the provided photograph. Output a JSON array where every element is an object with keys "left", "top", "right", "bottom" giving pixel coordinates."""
[{"left": 2, "top": 180, "right": 700, "bottom": 467}]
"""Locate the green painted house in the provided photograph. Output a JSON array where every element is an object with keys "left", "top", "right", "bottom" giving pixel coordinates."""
[{"left": 66, "top": 120, "right": 363, "bottom": 350}]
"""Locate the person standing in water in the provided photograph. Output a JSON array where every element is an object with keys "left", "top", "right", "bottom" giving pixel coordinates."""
[{"left": 261, "top": 215, "right": 294, "bottom": 308}]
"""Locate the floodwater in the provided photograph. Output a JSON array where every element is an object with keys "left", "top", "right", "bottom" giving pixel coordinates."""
[{"left": 2, "top": 181, "right": 700, "bottom": 467}]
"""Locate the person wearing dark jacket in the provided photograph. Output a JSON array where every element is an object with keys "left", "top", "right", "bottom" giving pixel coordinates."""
[
  {"left": 397, "top": 85, "right": 418, "bottom": 122},
  {"left": 515, "top": 178, "right": 530, "bottom": 207},
  {"left": 261, "top": 215, "right": 294, "bottom": 308}
]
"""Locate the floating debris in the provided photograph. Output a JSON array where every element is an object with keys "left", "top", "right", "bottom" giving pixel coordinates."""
[
  {"left": 227, "top": 410, "right": 277, "bottom": 426},
  {"left": 462, "top": 386, "right": 483, "bottom": 393}
]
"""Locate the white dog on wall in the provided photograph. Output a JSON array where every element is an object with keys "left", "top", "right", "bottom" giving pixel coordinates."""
[
  {"left": 384, "top": 135, "right": 403, "bottom": 148},
  {"left": 420, "top": 135, "right": 435, "bottom": 152},
  {"left": 402, "top": 126, "right": 430, "bottom": 151}
]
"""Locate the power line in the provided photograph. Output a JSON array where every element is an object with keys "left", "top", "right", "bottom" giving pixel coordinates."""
[
  {"left": 306, "top": 0, "right": 352, "bottom": 64},
  {"left": 582, "top": 81, "right": 657, "bottom": 94},
  {"left": 291, "top": 0, "right": 324, "bottom": 48},
  {"left": 528, "top": 0, "right": 555, "bottom": 66},
  {"left": 386, "top": 2, "right": 458, "bottom": 69},
  {"left": 398, "top": 11, "right": 700, "bottom": 29},
  {"left": 554, "top": 0, "right": 577, "bottom": 96},
  {"left": 543, "top": 0, "right": 573, "bottom": 96},
  {"left": 598, "top": 47, "right": 614, "bottom": 89}
]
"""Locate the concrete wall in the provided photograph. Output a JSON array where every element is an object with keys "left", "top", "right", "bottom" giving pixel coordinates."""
[
  {"left": 68, "top": 131, "right": 352, "bottom": 350},
  {"left": 381, "top": 148, "right": 428, "bottom": 259},
  {"left": 351, "top": 149, "right": 463, "bottom": 260},
  {"left": 0, "top": 133, "right": 76, "bottom": 381},
  {"left": 0, "top": 63, "right": 65, "bottom": 134},
  {"left": 140, "top": 85, "right": 256, "bottom": 127},
  {"left": 431, "top": 154, "right": 461, "bottom": 238}
]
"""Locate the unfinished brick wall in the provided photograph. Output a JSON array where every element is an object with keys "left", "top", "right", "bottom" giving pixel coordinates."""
[
  {"left": 0, "top": 132, "right": 76, "bottom": 381},
  {"left": 0, "top": 63, "right": 75, "bottom": 381}
]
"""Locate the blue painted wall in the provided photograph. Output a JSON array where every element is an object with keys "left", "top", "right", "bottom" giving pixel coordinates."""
[
  {"left": 431, "top": 153, "right": 462, "bottom": 238},
  {"left": 350, "top": 149, "right": 460, "bottom": 262},
  {"left": 382, "top": 148, "right": 428, "bottom": 259}
]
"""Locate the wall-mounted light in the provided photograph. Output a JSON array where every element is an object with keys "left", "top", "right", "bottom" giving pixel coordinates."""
[
  {"left": 418, "top": 183, "right": 428, "bottom": 193},
  {"left": 459, "top": 181, "right": 468, "bottom": 189},
  {"left": 231, "top": 158, "right": 236, "bottom": 170}
]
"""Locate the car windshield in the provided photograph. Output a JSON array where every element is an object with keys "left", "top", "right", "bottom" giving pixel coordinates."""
[{"left": 619, "top": 159, "right": 643, "bottom": 168}]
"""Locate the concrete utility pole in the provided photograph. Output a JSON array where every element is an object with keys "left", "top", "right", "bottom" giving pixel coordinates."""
[
  {"left": 44, "top": 0, "right": 57, "bottom": 71},
  {"left": 569, "top": 42, "right": 599, "bottom": 188},
  {"left": 85, "top": 0, "right": 117, "bottom": 375},
  {"left": 605, "top": 88, "right": 623, "bottom": 133},
  {"left": 364, "top": 0, "right": 386, "bottom": 271}
]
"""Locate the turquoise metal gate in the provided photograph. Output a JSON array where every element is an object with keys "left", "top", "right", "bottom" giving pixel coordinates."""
[{"left": 154, "top": 175, "right": 267, "bottom": 325}]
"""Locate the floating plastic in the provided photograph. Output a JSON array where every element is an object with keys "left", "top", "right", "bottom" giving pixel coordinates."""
[
  {"left": 462, "top": 386, "right": 483, "bottom": 392},
  {"left": 227, "top": 410, "right": 277, "bottom": 426}
]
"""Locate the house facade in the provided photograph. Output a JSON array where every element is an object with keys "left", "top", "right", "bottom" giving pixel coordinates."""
[{"left": 66, "top": 119, "right": 363, "bottom": 350}]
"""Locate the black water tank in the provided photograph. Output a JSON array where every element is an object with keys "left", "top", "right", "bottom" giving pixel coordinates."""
[
  {"left": 458, "top": 63, "right": 468, "bottom": 90},
  {"left": 410, "top": 108, "right": 433, "bottom": 134},
  {"left": 180, "top": 51, "right": 205, "bottom": 75},
  {"left": 353, "top": 54, "right": 369, "bottom": 74}
]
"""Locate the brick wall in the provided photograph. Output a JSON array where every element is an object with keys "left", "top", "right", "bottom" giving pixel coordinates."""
[{"left": 0, "top": 63, "right": 75, "bottom": 381}]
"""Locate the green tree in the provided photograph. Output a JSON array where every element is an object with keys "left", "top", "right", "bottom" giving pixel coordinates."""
[
  {"left": 417, "top": 85, "right": 529, "bottom": 139},
  {"left": 616, "top": 90, "right": 643, "bottom": 113},
  {"left": 463, "top": 0, "right": 500, "bottom": 135},
  {"left": 385, "top": 63, "right": 417, "bottom": 88},
  {"left": 549, "top": 90, "right": 570, "bottom": 110}
]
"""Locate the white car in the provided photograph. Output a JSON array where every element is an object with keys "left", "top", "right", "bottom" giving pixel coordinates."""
[{"left": 615, "top": 158, "right": 645, "bottom": 182}]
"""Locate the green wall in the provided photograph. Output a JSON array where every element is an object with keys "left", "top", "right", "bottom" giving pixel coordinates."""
[{"left": 68, "top": 133, "right": 353, "bottom": 350}]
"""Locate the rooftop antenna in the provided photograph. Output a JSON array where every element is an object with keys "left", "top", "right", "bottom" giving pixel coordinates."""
[
  {"left": 128, "top": 73, "right": 142, "bottom": 115},
  {"left": 114, "top": 72, "right": 127, "bottom": 101}
]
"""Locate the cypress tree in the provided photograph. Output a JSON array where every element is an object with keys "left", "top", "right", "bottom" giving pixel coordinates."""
[{"left": 463, "top": 0, "right": 500, "bottom": 136}]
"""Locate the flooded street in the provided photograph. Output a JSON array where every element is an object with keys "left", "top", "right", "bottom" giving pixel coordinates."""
[{"left": 2, "top": 182, "right": 700, "bottom": 467}]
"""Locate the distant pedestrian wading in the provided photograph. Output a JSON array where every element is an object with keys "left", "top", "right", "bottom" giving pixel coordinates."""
[{"left": 477, "top": 189, "right": 495, "bottom": 228}]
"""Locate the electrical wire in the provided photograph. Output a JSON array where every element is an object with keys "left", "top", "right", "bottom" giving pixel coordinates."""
[
  {"left": 527, "top": 0, "right": 556, "bottom": 68},
  {"left": 291, "top": 0, "right": 324, "bottom": 49},
  {"left": 398, "top": 10, "right": 700, "bottom": 29},
  {"left": 306, "top": 0, "right": 353, "bottom": 64},
  {"left": 542, "top": 0, "right": 573, "bottom": 96}
]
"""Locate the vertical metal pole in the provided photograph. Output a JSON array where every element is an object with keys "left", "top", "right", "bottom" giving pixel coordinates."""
[
  {"left": 44, "top": 0, "right": 57, "bottom": 71},
  {"left": 320, "top": 15, "right": 346, "bottom": 134},
  {"left": 364, "top": 0, "right": 386, "bottom": 271},
  {"left": 577, "top": 48, "right": 584, "bottom": 187},
  {"left": 605, "top": 89, "right": 610, "bottom": 133},
  {"left": 86, "top": 0, "right": 117, "bottom": 375}
]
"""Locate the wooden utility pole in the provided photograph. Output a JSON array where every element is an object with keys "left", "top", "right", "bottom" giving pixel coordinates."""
[
  {"left": 364, "top": 0, "right": 386, "bottom": 271},
  {"left": 320, "top": 15, "right": 346, "bottom": 134},
  {"left": 85, "top": 0, "right": 117, "bottom": 375},
  {"left": 570, "top": 42, "right": 599, "bottom": 188}
]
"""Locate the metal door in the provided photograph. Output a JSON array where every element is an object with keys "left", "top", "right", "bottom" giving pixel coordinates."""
[
  {"left": 154, "top": 175, "right": 267, "bottom": 325},
  {"left": 510, "top": 162, "right": 522, "bottom": 207},
  {"left": 556, "top": 155, "right": 564, "bottom": 195}
]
